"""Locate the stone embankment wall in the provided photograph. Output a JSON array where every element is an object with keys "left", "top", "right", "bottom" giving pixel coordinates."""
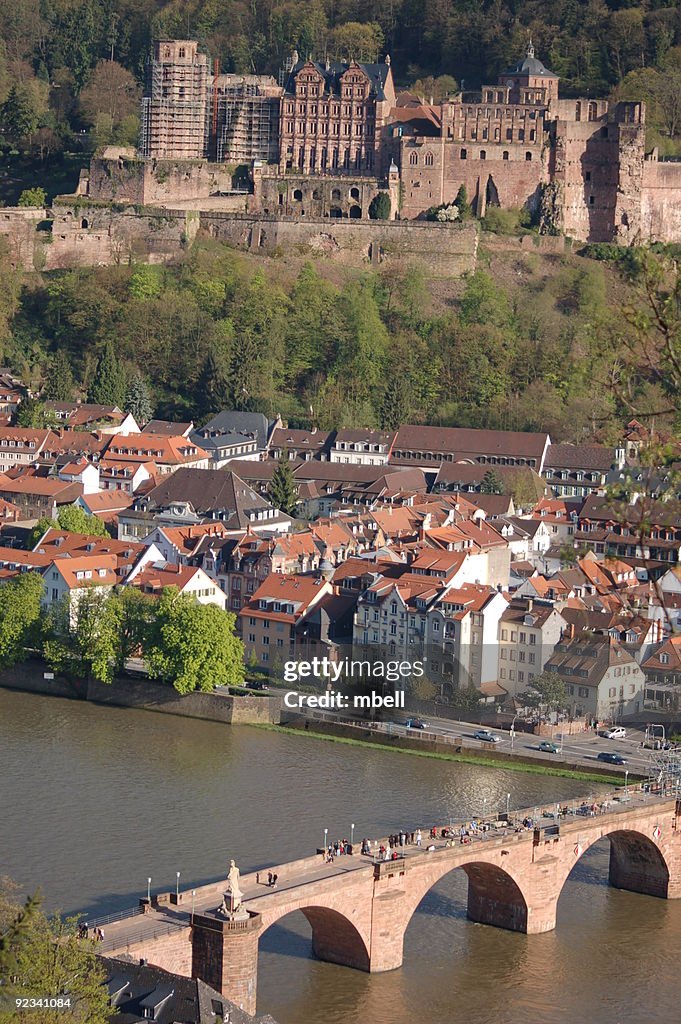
[
  {"left": 0, "top": 660, "right": 277, "bottom": 725},
  {"left": 1, "top": 199, "right": 479, "bottom": 277}
]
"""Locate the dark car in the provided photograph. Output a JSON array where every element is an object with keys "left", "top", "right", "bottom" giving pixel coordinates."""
[
  {"left": 597, "top": 751, "right": 627, "bottom": 765},
  {"left": 405, "top": 718, "right": 429, "bottom": 730}
]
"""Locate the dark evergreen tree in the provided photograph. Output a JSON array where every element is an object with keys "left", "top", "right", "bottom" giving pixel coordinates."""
[
  {"left": 454, "top": 184, "right": 472, "bottom": 219},
  {"left": 380, "top": 375, "right": 411, "bottom": 430},
  {"left": 124, "top": 372, "right": 153, "bottom": 426},
  {"left": 267, "top": 452, "right": 298, "bottom": 516},
  {"left": 196, "top": 347, "right": 230, "bottom": 419},
  {"left": 369, "top": 192, "right": 391, "bottom": 220},
  {"left": 481, "top": 469, "right": 504, "bottom": 494},
  {"left": 44, "top": 351, "right": 74, "bottom": 401},
  {"left": 89, "top": 339, "right": 126, "bottom": 407}
]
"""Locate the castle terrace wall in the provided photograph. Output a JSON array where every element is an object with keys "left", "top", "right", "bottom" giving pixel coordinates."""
[
  {"left": 199, "top": 213, "right": 479, "bottom": 276},
  {"left": 641, "top": 160, "right": 681, "bottom": 243},
  {"left": 86, "top": 155, "right": 238, "bottom": 206}
]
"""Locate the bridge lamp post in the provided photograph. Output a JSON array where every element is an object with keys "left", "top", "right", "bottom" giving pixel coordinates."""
[
  {"left": 351, "top": 823, "right": 355, "bottom": 846},
  {"left": 506, "top": 793, "right": 511, "bottom": 819},
  {"left": 624, "top": 770, "right": 629, "bottom": 799},
  {"left": 324, "top": 827, "right": 328, "bottom": 853},
  {"left": 147, "top": 877, "right": 151, "bottom": 902},
  {"left": 176, "top": 871, "right": 181, "bottom": 898},
  {"left": 191, "top": 890, "right": 196, "bottom": 924}
]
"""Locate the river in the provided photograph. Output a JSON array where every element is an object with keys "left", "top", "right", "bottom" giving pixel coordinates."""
[{"left": 1, "top": 688, "right": 679, "bottom": 1024}]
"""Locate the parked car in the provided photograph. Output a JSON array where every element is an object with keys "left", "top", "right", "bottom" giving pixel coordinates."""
[
  {"left": 600, "top": 727, "right": 627, "bottom": 740},
  {"left": 474, "top": 729, "right": 501, "bottom": 743},
  {"left": 405, "top": 718, "right": 429, "bottom": 730},
  {"left": 537, "top": 741, "right": 559, "bottom": 754},
  {"left": 597, "top": 751, "right": 627, "bottom": 765}
]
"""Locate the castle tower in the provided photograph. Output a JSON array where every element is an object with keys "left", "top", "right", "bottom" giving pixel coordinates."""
[
  {"left": 140, "top": 40, "right": 210, "bottom": 159},
  {"left": 499, "top": 41, "right": 559, "bottom": 108}
]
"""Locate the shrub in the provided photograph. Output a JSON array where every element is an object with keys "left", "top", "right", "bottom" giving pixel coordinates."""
[
  {"left": 369, "top": 192, "right": 391, "bottom": 219},
  {"left": 18, "top": 187, "right": 47, "bottom": 208}
]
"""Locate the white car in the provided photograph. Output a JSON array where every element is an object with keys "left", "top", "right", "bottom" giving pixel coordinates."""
[
  {"left": 601, "top": 726, "right": 627, "bottom": 740},
  {"left": 474, "top": 729, "right": 502, "bottom": 744}
]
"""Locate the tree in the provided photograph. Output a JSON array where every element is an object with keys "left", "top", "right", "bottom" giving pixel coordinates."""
[
  {"left": 268, "top": 452, "right": 298, "bottom": 515},
  {"left": 114, "top": 587, "right": 155, "bottom": 673},
  {"left": 43, "top": 589, "right": 122, "bottom": 684},
  {"left": 89, "top": 339, "right": 126, "bottom": 407},
  {"left": 0, "top": 85, "right": 38, "bottom": 139},
  {"left": 520, "top": 671, "right": 567, "bottom": 715},
  {"left": 380, "top": 374, "right": 411, "bottom": 430},
  {"left": 55, "top": 506, "right": 109, "bottom": 537},
  {"left": 145, "top": 587, "right": 245, "bottom": 694},
  {"left": 79, "top": 59, "right": 139, "bottom": 128},
  {"left": 454, "top": 184, "right": 472, "bottom": 220},
  {"left": 408, "top": 676, "right": 438, "bottom": 701},
  {"left": 0, "top": 573, "right": 43, "bottom": 668},
  {"left": 196, "top": 346, "right": 230, "bottom": 420},
  {"left": 15, "top": 397, "right": 46, "bottom": 427},
  {"left": 44, "top": 352, "right": 74, "bottom": 402},
  {"left": 0, "top": 878, "right": 109, "bottom": 1024},
  {"left": 368, "top": 192, "right": 391, "bottom": 220},
  {"left": 328, "top": 21, "right": 384, "bottom": 60},
  {"left": 124, "top": 373, "right": 153, "bottom": 426},
  {"left": 17, "top": 187, "right": 46, "bottom": 208},
  {"left": 481, "top": 469, "right": 504, "bottom": 494},
  {"left": 448, "top": 685, "right": 483, "bottom": 711}
]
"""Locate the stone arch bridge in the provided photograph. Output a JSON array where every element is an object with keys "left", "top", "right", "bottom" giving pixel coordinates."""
[{"left": 102, "top": 792, "right": 681, "bottom": 1016}]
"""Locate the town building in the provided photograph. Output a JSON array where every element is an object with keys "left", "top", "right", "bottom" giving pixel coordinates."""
[
  {"left": 239, "top": 572, "right": 332, "bottom": 668},
  {"left": 498, "top": 597, "right": 567, "bottom": 697},
  {"left": 544, "top": 633, "right": 645, "bottom": 720}
]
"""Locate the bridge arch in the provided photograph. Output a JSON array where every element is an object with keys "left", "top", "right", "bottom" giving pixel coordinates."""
[
  {"left": 399, "top": 853, "right": 531, "bottom": 941},
  {"left": 258, "top": 899, "right": 371, "bottom": 971},
  {"left": 556, "top": 826, "right": 671, "bottom": 903}
]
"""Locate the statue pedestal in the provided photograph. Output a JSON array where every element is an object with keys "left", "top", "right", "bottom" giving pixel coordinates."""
[{"left": 218, "top": 890, "right": 249, "bottom": 921}]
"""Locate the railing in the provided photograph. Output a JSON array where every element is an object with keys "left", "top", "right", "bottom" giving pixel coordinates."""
[{"left": 84, "top": 905, "right": 143, "bottom": 928}]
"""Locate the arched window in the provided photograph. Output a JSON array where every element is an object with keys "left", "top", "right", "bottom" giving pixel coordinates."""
[
  {"left": 293, "top": 189, "right": 303, "bottom": 201},
  {"left": 424, "top": 151, "right": 433, "bottom": 166},
  {"left": 502, "top": 151, "right": 509, "bottom": 161},
  {"left": 588, "top": 102, "right": 597, "bottom": 121},
  {"left": 80, "top": 218, "right": 89, "bottom": 229},
  {"left": 525, "top": 151, "right": 532, "bottom": 161},
  {"left": 350, "top": 186, "right": 360, "bottom": 199},
  {"left": 331, "top": 188, "right": 341, "bottom": 201},
  {"left": 480, "top": 150, "right": 486, "bottom": 160},
  {"left": 409, "top": 151, "right": 418, "bottom": 165}
]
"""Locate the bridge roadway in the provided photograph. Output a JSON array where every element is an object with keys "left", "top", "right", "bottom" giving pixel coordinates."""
[{"left": 98, "top": 787, "right": 681, "bottom": 1013}]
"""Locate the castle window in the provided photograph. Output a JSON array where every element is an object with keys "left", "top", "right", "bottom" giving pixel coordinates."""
[
  {"left": 529, "top": 129, "right": 535, "bottom": 141},
  {"left": 350, "top": 186, "right": 360, "bottom": 199},
  {"left": 293, "top": 189, "right": 303, "bottom": 202},
  {"left": 585, "top": 171, "right": 591, "bottom": 182},
  {"left": 409, "top": 151, "right": 418, "bottom": 165},
  {"left": 506, "top": 128, "right": 512, "bottom": 140},
  {"left": 575, "top": 102, "right": 581, "bottom": 121},
  {"left": 460, "top": 148, "right": 467, "bottom": 160},
  {"left": 525, "top": 151, "right": 532, "bottom": 161},
  {"left": 424, "top": 151, "right": 433, "bottom": 166},
  {"left": 589, "top": 196, "right": 595, "bottom": 205},
  {"left": 482, "top": 128, "right": 488, "bottom": 140},
  {"left": 179, "top": 48, "right": 185, "bottom": 58},
  {"left": 588, "top": 102, "right": 597, "bottom": 121},
  {"left": 80, "top": 218, "right": 89, "bottom": 229},
  {"left": 332, "top": 188, "right": 341, "bottom": 200},
  {"left": 503, "top": 151, "right": 509, "bottom": 160},
  {"left": 480, "top": 150, "right": 486, "bottom": 160}
]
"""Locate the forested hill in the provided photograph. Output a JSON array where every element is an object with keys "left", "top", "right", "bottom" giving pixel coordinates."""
[{"left": 2, "top": 2, "right": 681, "bottom": 160}]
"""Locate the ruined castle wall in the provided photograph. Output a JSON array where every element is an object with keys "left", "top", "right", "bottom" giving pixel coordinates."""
[
  {"left": 641, "top": 160, "right": 681, "bottom": 243},
  {"left": 199, "top": 214, "right": 479, "bottom": 276},
  {"left": 87, "top": 155, "right": 239, "bottom": 205},
  {"left": 399, "top": 139, "right": 547, "bottom": 220},
  {"left": 553, "top": 119, "right": 620, "bottom": 242},
  {"left": 0, "top": 208, "right": 47, "bottom": 270}
]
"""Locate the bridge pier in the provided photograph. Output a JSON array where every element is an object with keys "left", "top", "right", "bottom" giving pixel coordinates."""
[{"left": 191, "top": 911, "right": 262, "bottom": 1017}]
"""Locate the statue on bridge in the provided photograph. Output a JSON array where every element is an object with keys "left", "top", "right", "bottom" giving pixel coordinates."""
[{"left": 218, "top": 858, "right": 244, "bottom": 917}]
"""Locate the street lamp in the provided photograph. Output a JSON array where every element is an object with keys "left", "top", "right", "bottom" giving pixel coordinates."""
[
  {"left": 147, "top": 877, "right": 151, "bottom": 902},
  {"left": 506, "top": 792, "right": 511, "bottom": 818},
  {"left": 351, "top": 823, "right": 355, "bottom": 846},
  {"left": 323, "top": 827, "right": 328, "bottom": 853},
  {"left": 176, "top": 871, "right": 181, "bottom": 898},
  {"left": 624, "top": 769, "right": 629, "bottom": 800},
  {"left": 191, "top": 890, "right": 196, "bottom": 924},
  {"left": 509, "top": 715, "right": 517, "bottom": 751}
]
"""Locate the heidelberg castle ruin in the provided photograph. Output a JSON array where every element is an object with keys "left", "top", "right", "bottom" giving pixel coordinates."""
[
  {"left": 121, "top": 37, "right": 679, "bottom": 244},
  {"left": 4, "top": 38, "right": 681, "bottom": 274}
]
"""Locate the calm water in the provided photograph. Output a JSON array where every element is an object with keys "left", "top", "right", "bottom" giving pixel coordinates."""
[{"left": 1, "top": 687, "right": 679, "bottom": 1024}]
